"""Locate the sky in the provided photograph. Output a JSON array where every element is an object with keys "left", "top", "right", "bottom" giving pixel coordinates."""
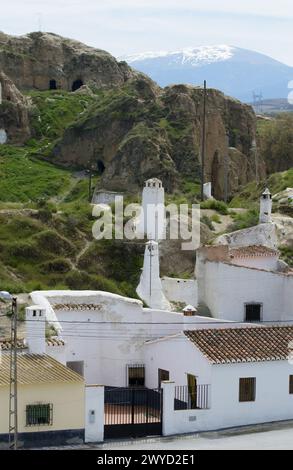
[{"left": 0, "top": 0, "right": 293, "bottom": 66}]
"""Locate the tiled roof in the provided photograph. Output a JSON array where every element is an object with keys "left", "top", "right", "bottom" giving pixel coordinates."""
[
  {"left": 53, "top": 303, "right": 102, "bottom": 311},
  {"left": 0, "top": 338, "right": 27, "bottom": 351},
  {"left": 184, "top": 326, "right": 293, "bottom": 364},
  {"left": 0, "top": 337, "right": 65, "bottom": 350},
  {"left": 0, "top": 354, "right": 84, "bottom": 386},
  {"left": 229, "top": 245, "right": 278, "bottom": 258},
  {"left": 46, "top": 337, "right": 66, "bottom": 347}
]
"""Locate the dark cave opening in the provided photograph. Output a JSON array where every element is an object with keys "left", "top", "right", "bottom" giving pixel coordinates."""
[
  {"left": 72, "top": 79, "right": 84, "bottom": 92},
  {"left": 49, "top": 79, "right": 57, "bottom": 90},
  {"left": 97, "top": 160, "right": 105, "bottom": 174}
]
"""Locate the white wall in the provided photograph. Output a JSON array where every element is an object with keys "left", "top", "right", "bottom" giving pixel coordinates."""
[
  {"left": 137, "top": 242, "right": 171, "bottom": 310},
  {"left": 160, "top": 348, "right": 293, "bottom": 435},
  {"left": 32, "top": 291, "right": 223, "bottom": 387},
  {"left": 85, "top": 385, "right": 104, "bottom": 443},
  {"left": 197, "top": 260, "right": 293, "bottom": 322},
  {"left": 231, "top": 256, "right": 279, "bottom": 271},
  {"left": 161, "top": 277, "right": 198, "bottom": 307},
  {"left": 144, "top": 334, "right": 212, "bottom": 389}
]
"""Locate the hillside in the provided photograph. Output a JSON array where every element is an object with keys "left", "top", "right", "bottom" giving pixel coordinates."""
[
  {"left": 121, "top": 45, "right": 293, "bottom": 102},
  {"left": 0, "top": 32, "right": 292, "bottom": 295},
  {"left": 0, "top": 33, "right": 264, "bottom": 200}
]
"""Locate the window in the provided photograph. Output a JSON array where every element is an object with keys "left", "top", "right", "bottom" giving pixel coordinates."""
[
  {"left": 66, "top": 361, "right": 84, "bottom": 377},
  {"left": 239, "top": 378, "right": 256, "bottom": 402},
  {"left": 289, "top": 376, "right": 293, "bottom": 394},
  {"left": 127, "top": 364, "right": 145, "bottom": 387},
  {"left": 158, "top": 368, "right": 169, "bottom": 388},
  {"left": 26, "top": 404, "right": 53, "bottom": 426},
  {"left": 245, "top": 303, "right": 262, "bottom": 322}
]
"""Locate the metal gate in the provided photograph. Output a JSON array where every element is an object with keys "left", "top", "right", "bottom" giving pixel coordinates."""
[{"left": 104, "top": 387, "right": 163, "bottom": 439}]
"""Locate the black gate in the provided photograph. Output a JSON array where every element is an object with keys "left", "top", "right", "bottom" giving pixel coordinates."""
[{"left": 104, "top": 387, "right": 163, "bottom": 439}]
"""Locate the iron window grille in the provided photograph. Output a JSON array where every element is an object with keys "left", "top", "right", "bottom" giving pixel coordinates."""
[
  {"left": 239, "top": 378, "right": 256, "bottom": 402},
  {"left": 127, "top": 364, "right": 145, "bottom": 387},
  {"left": 26, "top": 404, "right": 53, "bottom": 427},
  {"left": 245, "top": 303, "right": 263, "bottom": 322}
]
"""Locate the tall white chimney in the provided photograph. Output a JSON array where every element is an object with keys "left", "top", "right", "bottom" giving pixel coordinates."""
[{"left": 26, "top": 305, "right": 46, "bottom": 355}]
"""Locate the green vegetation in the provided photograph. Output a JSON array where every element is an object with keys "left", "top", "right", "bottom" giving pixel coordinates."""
[
  {"left": 230, "top": 168, "right": 293, "bottom": 209},
  {"left": 0, "top": 86, "right": 292, "bottom": 298},
  {"left": 229, "top": 209, "right": 259, "bottom": 231},
  {"left": 279, "top": 246, "right": 293, "bottom": 268},
  {"left": 258, "top": 114, "right": 293, "bottom": 174},
  {"left": 200, "top": 215, "right": 215, "bottom": 231},
  {"left": 29, "top": 90, "right": 95, "bottom": 141},
  {"left": 0, "top": 146, "right": 72, "bottom": 202},
  {"left": 200, "top": 199, "right": 229, "bottom": 215}
]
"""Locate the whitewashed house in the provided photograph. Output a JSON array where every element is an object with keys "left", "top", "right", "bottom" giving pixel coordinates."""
[
  {"left": 144, "top": 326, "right": 293, "bottom": 434},
  {"left": 29, "top": 290, "right": 230, "bottom": 387},
  {"left": 196, "top": 245, "right": 293, "bottom": 323}
]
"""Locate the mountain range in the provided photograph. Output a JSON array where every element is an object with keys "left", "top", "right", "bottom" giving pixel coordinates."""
[{"left": 120, "top": 46, "right": 293, "bottom": 103}]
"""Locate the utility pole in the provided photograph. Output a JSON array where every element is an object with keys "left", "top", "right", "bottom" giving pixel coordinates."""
[
  {"left": 201, "top": 80, "right": 207, "bottom": 201},
  {"left": 9, "top": 297, "right": 18, "bottom": 450},
  {"left": 251, "top": 138, "right": 259, "bottom": 183},
  {"left": 224, "top": 133, "right": 230, "bottom": 204}
]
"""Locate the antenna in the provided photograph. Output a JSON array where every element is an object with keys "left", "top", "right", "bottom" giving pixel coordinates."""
[
  {"left": 37, "top": 13, "right": 42, "bottom": 32},
  {"left": 253, "top": 90, "right": 263, "bottom": 114},
  {"left": 224, "top": 133, "right": 229, "bottom": 203},
  {"left": 201, "top": 80, "right": 207, "bottom": 201}
]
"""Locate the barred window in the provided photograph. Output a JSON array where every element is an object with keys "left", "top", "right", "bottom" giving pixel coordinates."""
[
  {"left": 289, "top": 376, "right": 293, "bottom": 394},
  {"left": 127, "top": 364, "right": 145, "bottom": 387},
  {"left": 239, "top": 378, "right": 256, "bottom": 402},
  {"left": 245, "top": 304, "right": 262, "bottom": 322},
  {"left": 26, "top": 404, "right": 53, "bottom": 426}
]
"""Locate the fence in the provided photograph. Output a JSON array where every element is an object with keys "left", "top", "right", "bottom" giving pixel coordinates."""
[{"left": 174, "top": 385, "right": 210, "bottom": 410}]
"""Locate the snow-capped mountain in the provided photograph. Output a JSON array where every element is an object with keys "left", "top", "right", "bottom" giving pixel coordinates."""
[{"left": 120, "top": 46, "right": 293, "bottom": 103}]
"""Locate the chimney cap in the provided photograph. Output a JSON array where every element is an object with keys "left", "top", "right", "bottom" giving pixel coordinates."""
[{"left": 183, "top": 304, "right": 197, "bottom": 313}]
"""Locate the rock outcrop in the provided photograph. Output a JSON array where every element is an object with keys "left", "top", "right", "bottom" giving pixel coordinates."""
[
  {"left": 0, "top": 31, "right": 264, "bottom": 198},
  {"left": 0, "top": 71, "right": 31, "bottom": 144},
  {"left": 0, "top": 31, "right": 137, "bottom": 91},
  {"left": 53, "top": 81, "right": 264, "bottom": 197}
]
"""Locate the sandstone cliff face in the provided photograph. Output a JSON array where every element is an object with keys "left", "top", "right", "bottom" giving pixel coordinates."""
[
  {"left": 53, "top": 80, "right": 264, "bottom": 198},
  {"left": 0, "top": 31, "right": 137, "bottom": 91},
  {"left": 0, "top": 71, "right": 31, "bottom": 144},
  {"left": 0, "top": 31, "right": 264, "bottom": 198}
]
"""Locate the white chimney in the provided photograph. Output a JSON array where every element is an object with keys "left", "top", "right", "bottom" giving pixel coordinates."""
[
  {"left": 259, "top": 188, "right": 272, "bottom": 224},
  {"left": 26, "top": 305, "right": 46, "bottom": 355}
]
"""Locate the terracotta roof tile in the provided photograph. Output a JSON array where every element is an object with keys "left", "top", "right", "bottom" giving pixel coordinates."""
[
  {"left": 53, "top": 303, "right": 102, "bottom": 311},
  {"left": 229, "top": 245, "right": 278, "bottom": 258},
  {"left": 184, "top": 326, "right": 293, "bottom": 364},
  {"left": 0, "top": 338, "right": 27, "bottom": 351},
  {"left": 0, "top": 337, "right": 65, "bottom": 350}
]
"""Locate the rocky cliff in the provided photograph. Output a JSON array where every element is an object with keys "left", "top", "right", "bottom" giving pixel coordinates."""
[
  {"left": 0, "top": 31, "right": 264, "bottom": 198},
  {"left": 53, "top": 80, "right": 263, "bottom": 197},
  {"left": 0, "top": 71, "right": 31, "bottom": 144},
  {"left": 0, "top": 31, "right": 136, "bottom": 91}
]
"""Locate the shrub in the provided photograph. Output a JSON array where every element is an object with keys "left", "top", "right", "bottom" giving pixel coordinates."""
[
  {"left": 39, "top": 258, "right": 72, "bottom": 274},
  {"left": 200, "top": 199, "right": 228, "bottom": 215},
  {"left": 33, "top": 230, "right": 75, "bottom": 256},
  {"left": 229, "top": 209, "right": 259, "bottom": 231},
  {"left": 8, "top": 241, "right": 41, "bottom": 260},
  {"left": 200, "top": 215, "right": 215, "bottom": 231}
]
